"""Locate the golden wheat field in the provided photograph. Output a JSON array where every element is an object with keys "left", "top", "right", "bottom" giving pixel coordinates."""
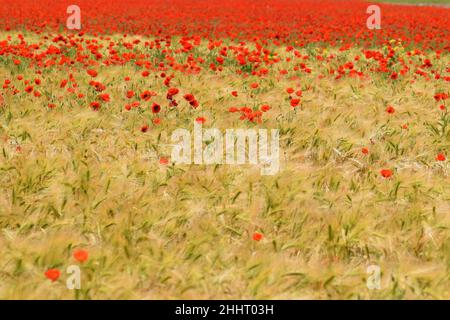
[{"left": 0, "top": 0, "right": 449, "bottom": 300}]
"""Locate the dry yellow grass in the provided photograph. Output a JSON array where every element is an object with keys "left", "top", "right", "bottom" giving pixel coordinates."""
[{"left": 0, "top": 33, "right": 449, "bottom": 299}]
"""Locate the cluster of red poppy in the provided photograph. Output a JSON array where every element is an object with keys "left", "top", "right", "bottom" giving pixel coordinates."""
[
  {"left": 0, "top": 0, "right": 449, "bottom": 50},
  {"left": 0, "top": 2, "right": 447, "bottom": 170}
]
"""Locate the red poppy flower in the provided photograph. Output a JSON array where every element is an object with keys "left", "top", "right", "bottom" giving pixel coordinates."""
[
  {"left": 386, "top": 106, "right": 395, "bottom": 114},
  {"left": 73, "top": 249, "right": 89, "bottom": 263},
  {"left": 361, "top": 147, "right": 369, "bottom": 155},
  {"left": 436, "top": 153, "right": 446, "bottom": 161},
  {"left": 252, "top": 232, "right": 263, "bottom": 241},
  {"left": 261, "top": 105, "right": 271, "bottom": 112},
  {"left": 231, "top": 91, "right": 238, "bottom": 97},
  {"left": 151, "top": 103, "right": 161, "bottom": 113},
  {"left": 99, "top": 93, "right": 110, "bottom": 102},
  {"left": 141, "top": 124, "right": 149, "bottom": 132},
  {"left": 159, "top": 157, "right": 169, "bottom": 165},
  {"left": 189, "top": 100, "right": 199, "bottom": 108},
  {"left": 183, "top": 93, "right": 195, "bottom": 102},
  {"left": 126, "top": 91, "right": 135, "bottom": 99},
  {"left": 195, "top": 117, "right": 206, "bottom": 124},
  {"left": 140, "top": 91, "right": 153, "bottom": 101},
  {"left": 45, "top": 269, "right": 60, "bottom": 282},
  {"left": 380, "top": 169, "right": 393, "bottom": 178},
  {"left": 90, "top": 101, "right": 101, "bottom": 111},
  {"left": 290, "top": 99, "right": 300, "bottom": 107},
  {"left": 87, "top": 69, "right": 98, "bottom": 77},
  {"left": 167, "top": 88, "right": 179, "bottom": 97}
]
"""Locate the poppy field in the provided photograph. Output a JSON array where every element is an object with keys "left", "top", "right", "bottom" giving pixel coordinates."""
[{"left": 0, "top": 0, "right": 449, "bottom": 299}]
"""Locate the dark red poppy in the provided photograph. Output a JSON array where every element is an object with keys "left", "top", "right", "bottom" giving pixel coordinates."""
[{"left": 151, "top": 103, "right": 161, "bottom": 113}]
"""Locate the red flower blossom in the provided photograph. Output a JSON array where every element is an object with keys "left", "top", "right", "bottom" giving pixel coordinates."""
[
  {"left": 45, "top": 269, "right": 60, "bottom": 282},
  {"left": 261, "top": 105, "right": 271, "bottom": 112},
  {"left": 90, "top": 101, "right": 101, "bottom": 111},
  {"left": 189, "top": 100, "right": 199, "bottom": 108},
  {"left": 167, "top": 88, "right": 179, "bottom": 98},
  {"left": 140, "top": 90, "right": 154, "bottom": 101},
  {"left": 87, "top": 69, "right": 98, "bottom": 77},
  {"left": 380, "top": 169, "right": 393, "bottom": 178},
  {"left": 290, "top": 99, "right": 300, "bottom": 107},
  {"left": 151, "top": 103, "right": 161, "bottom": 113},
  {"left": 252, "top": 232, "right": 263, "bottom": 241},
  {"left": 436, "top": 153, "right": 446, "bottom": 161},
  {"left": 99, "top": 93, "right": 110, "bottom": 102},
  {"left": 386, "top": 106, "right": 395, "bottom": 114},
  {"left": 141, "top": 124, "right": 149, "bottom": 132},
  {"left": 183, "top": 93, "right": 195, "bottom": 102},
  {"left": 195, "top": 117, "right": 206, "bottom": 124},
  {"left": 73, "top": 249, "right": 89, "bottom": 263}
]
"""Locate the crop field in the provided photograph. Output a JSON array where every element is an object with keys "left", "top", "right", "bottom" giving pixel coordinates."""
[{"left": 0, "top": 0, "right": 449, "bottom": 299}]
